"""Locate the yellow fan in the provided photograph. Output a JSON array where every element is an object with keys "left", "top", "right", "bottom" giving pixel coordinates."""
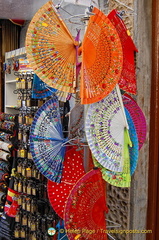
[{"left": 26, "top": 1, "right": 78, "bottom": 93}]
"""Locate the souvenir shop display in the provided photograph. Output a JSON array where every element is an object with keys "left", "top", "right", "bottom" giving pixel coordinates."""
[
  {"left": 1, "top": 1, "right": 148, "bottom": 239},
  {"left": 0, "top": 113, "right": 18, "bottom": 240}
]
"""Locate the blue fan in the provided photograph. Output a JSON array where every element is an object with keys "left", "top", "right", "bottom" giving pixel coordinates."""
[
  {"left": 31, "top": 74, "right": 57, "bottom": 99},
  {"left": 30, "top": 96, "right": 68, "bottom": 182},
  {"left": 125, "top": 107, "right": 139, "bottom": 175}
]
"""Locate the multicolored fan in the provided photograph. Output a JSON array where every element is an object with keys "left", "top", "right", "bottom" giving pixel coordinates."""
[
  {"left": 47, "top": 146, "right": 85, "bottom": 219},
  {"left": 29, "top": 96, "right": 68, "bottom": 182},
  {"left": 93, "top": 128, "right": 132, "bottom": 187},
  {"left": 108, "top": 9, "right": 138, "bottom": 95},
  {"left": 80, "top": 7, "right": 123, "bottom": 104},
  {"left": 31, "top": 74, "right": 57, "bottom": 99},
  {"left": 26, "top": 1, "right": 78, "bottom": 94},
  {"left": 122, "top": 93, "right": 147, "bottom": 149},
  {"left": 85, "top": 85, "right": 128, "bottom": 173},
  {"left": 64, "top": 168, "right": 108, "bottom": 240}
]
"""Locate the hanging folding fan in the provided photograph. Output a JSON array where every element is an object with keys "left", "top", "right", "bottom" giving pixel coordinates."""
[
  {"left": 122, "top": 93, "right": 147, "bottom": 149},
  {"left": 26, "top": 1, "right": 79, "bottom": 93},
  {"left": 85, "top": 85, "right": 129, "bottom": 172},
  {"left": 31, "top": 73, "right": 57, "bottom": 99},
  {"left": 93, "top": 108, "right": 137, "bottom": 187},
  {"left": 108, "top": 9, "right": 138, "bottom": 94},
  {"left": 64, "top": 168, "right": 108, "bottom": 240},
  {"left": 47, "top": 146, "right": 85, "bottom": 219},
  {"left": 80, "top": 7, "right": 123, "bottom": 104},
  {"left": 29, "top": 96, "right": 68, "bottom": 182}
]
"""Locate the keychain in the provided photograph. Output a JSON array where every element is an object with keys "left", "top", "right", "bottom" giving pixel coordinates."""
[
  {"left": 27, "top": 180, "right": 32, "bottom": 195},
  {"left": 18, "top": 179, "right": 23, "bottom": 193},
  {"left": 26, "top": 197, "right": 31, "bottom": 212},
  {"left": 14, "top": 178, "right": 18, "bottom": 192},
  {"left": 30, "top": 215, "right": 36, "bottom": 231},
  {"left": 22, "top": 212, "right": 28, "bottom": 226},
  {"left": 17, "top": 194, "right": 23, "bottom": 206},
  {"left": 17, "top": 160, "right": 23, "bottom": 174},
  {"left": 14, "top": 223, "right": 20, "bottom": 238},
  {"left": 22, "top": 196, "right": 27, "bottom": 211},
  {"left": 20, "top": 226, "right": 26, "bottom": 238}
]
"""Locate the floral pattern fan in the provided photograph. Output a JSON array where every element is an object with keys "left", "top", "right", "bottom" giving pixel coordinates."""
[
  {"left": 93, "top": 109, "right": 137, "bottom": 187},
  {"left": 85, "top": 85, "right": 129, "bottom": 173},
  {"left": 80, "top": 7, "right": 123, "bottom": 104},
  {"left": 30, "top": 96, "right": 68, "bottom": 183},
  {"left": 64, "top": 168, "right": 108, "bottom": 240},
  {"left": 26, "top": 1, "right": 78, "bottom": 93}
]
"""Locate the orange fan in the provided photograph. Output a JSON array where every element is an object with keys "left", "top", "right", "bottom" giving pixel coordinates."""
[
  {"left": 80, "top": 7, "right": 123, "bottom": 104},
  {"left": 26, "top": 1, "right": 78, "bottom": 93}
]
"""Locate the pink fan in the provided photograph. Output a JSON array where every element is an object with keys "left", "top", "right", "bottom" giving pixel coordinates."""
[
  {"left": 47, "top": 146, "right": 85, "bottom": 219},
  {"left": 122, "top": 93, "right": 147, "bottom": 149}
]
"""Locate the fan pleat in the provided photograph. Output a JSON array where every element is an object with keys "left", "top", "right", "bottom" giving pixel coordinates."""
[
  {"left": 47, "top": 147, "right": 85, "bottom": 219},
  {"left": 64, "top": 169, "right": 108, "bottom": 240},
  {"left": 26, "top": 1, "right": 77, "bottom": 94},
  {"left": 85, "top": 87, "right": 128, "bottom": 172},
  {"left": 122, "top": 94, "right": 147, "bottom": 150},
  {"left": 80, "top": 7, "right": 123, "bottom": 104},
  {"left": 29, "top": 97, "right": 67, "bottom": 183}
]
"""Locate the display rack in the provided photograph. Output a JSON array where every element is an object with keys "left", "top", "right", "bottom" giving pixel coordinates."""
[
  {"left": 1, "top": 48, "right": 60, "bottom": 240},
  {"left": 4, "top": 47, "right": 32, "bottom": 114}
]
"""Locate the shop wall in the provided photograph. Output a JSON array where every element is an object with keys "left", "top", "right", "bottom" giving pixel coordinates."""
[{"left": 18, "top": 1, "right": 152, "bottom": 239}]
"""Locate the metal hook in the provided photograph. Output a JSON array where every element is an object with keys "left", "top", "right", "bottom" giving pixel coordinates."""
[
  {"left": 116, "top": 10, "right": 125, "bottom": 19},
  {"left": 54, "top": 0, "right": 64, "bottom": 9}
]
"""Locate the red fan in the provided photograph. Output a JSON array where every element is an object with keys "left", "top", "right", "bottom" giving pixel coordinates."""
[
  {"left": 47, "top": 146, "right": 85, "bottom": 219},
  {"left": 108, "top": 9, "right": 138, "bottom": 94},
  {"left": 64, "top": 168, "right": 108, "bottom": 240}
]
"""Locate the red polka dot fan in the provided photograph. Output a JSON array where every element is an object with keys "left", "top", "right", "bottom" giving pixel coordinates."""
[{"left": 47, "top": 146, "right": 85, "bottom": 219}]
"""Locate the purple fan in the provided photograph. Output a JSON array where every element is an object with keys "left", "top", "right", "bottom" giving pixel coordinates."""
[{"left": 122, "top": 93, "right": 147, "bottom": 150}]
